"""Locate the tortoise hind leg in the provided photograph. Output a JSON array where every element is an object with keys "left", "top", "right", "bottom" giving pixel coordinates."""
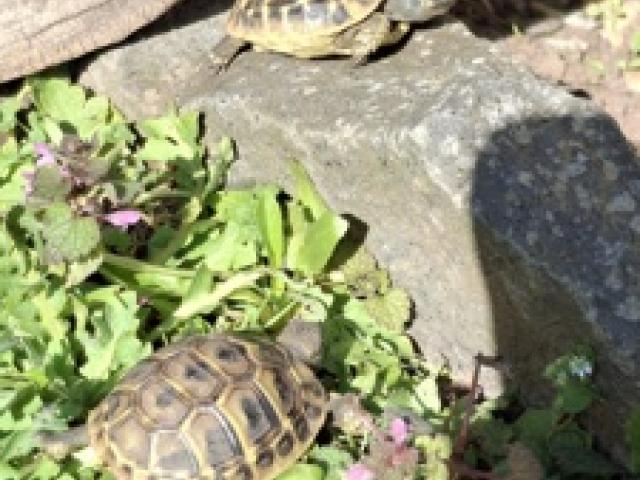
[
  {"left": 39, "top": 425, "right": 90, "bottom": 459},
  {"left": 210, "top": 35, "right": 249, "bottom": 73},
  {"left": 333, "top": 14, "right": 409, "bottom": 67}
]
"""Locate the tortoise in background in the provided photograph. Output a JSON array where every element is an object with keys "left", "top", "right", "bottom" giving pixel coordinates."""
[
  {"left": 42, "top": 322, "right": 327, "bottom": 480},
  {"left": 0, "top": 0, "right": 456, "bottom": 83},
  {"left": 212, "top": 0, "right": 456, "bottom": 68}
]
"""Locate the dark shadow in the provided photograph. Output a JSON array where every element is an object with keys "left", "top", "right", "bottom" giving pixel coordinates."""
[
  {"left": 452, "top": 0, "right": 601, "bottom": 39},
  {"left": 471, "top": 111, "right": 640, "bottom": 466}
]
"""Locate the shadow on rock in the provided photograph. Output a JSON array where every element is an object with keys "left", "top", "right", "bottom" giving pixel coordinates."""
[{"left": 471, "top": 112, "right": 640, "bottom": 463}]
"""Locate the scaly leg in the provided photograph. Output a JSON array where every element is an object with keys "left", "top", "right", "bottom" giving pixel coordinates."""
[{"left": 210, "top": 35, "right": 248, "bottom": 74}]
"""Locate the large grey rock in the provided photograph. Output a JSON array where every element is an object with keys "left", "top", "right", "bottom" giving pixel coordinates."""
[{"left": 78, "top": 4, "right": 640, "bottom": 463}]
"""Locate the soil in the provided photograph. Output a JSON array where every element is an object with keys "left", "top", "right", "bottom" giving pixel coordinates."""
[{"left": 453, "top": 0, "right": 640, "bottom": 152}]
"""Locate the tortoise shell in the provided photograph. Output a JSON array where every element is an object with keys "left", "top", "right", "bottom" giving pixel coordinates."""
[
  {"left": 225, "top": 0, "right": 382, "bottom": 57},
  {"left": 87, "top": 334, "right": 327, "bottom": 480}
]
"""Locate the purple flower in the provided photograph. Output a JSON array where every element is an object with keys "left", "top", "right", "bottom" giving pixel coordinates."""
[
  {"left": 102, "top": 209, "right": 142, "bottom": 229},
  {"left": 34, "top": 142, "right": 55, "bottom": 166},
  {"left": 345, "top": 464, "right": 375, "bottom": 480},
  {"left": 389, "top": 418, "right": 409, "bottom": 446}
]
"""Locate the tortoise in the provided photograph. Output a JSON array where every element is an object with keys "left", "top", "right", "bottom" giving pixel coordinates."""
[
  {"left": 41, "top": 321, "right": 328, "bottom": 480},
  {"left": 0, "top": 0, "right": 456, "bottom": 83},
  {"left": 211, "top": 0, "right": 457, "bottom": 68}
]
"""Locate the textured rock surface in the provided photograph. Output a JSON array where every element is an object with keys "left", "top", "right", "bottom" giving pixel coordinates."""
[
  {"left": 0, "top": 0, "right": 181, "bottom": 83},
  {"left": 77, "top": 3, "right": 640, "bottom": 462}
]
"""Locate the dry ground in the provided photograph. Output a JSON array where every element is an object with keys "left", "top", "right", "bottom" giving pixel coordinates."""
[{"left": 454, "top": 0, "right": 640, "bottom": 151}]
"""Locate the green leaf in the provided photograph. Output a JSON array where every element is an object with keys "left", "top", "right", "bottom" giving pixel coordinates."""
[
  {"left": 0, "top": 165, "right": 29, "bottom": 214},
  {"left": 74, "top": 288, "right": 151, "bottom": 380},
  {"left": 0, "top": 136, "right": 19, "bottom": 178},
  {"left": 631, "top": 31, "right": 640, "bottom": 55},
  {"left": 290, "top": 159, "right": 328, "bottom": 219},
  {"left": 552, "top": 381, "right": 595, "bottom": 415},
  {"left": 136, "top": 110, "right": 200, "bottom": 162},
  {"left": 174, "top": 269, "right": 269, "bottom": 319},
  {"left": 41, "top": 203, "right": 100, "bottom": 262},
  {"left": 551, "top": 445, "right": 618, "bottom": 476},
  {"left": 257, "top": 186, "right": 284, "bottom": 269},
  {"left": 288, "top": 211, "right": 348, "bottom": 276},
  {"left": 514, "top": 409, "right": 554, "bottom": 455},
  {"left": 309, "top": 446, "right": 352, "bottom": 480},
  {"left": 276, "top": 463, "right": 324, "bottom": 480},
  {"left": 30, "top": 77, "right": 109, "bottom": 139},
  {"left": 627, "top": 406, "right": 640, "bottom": 472},
  {"left": 29, "top": 165, "right": 72, "bottom": 205},
  {"left": 415, "top": 434, "right": 451, "bottom": 480},
  {"left": 31, "top": 78, "right": 86, "bottom": 123},
  {"left": 0, "top": 96, "right": 19, "bottom": 133},
  {"left": 363, "top": 288, "right": 411, "bottom": 332}
]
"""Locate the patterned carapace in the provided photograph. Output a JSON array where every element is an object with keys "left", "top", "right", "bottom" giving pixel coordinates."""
[{"left": 87, "top": 334, "right": 327, "bottom": 480}]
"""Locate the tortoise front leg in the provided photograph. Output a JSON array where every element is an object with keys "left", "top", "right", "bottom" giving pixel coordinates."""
[{"left": 210, "top": 35, "right": 249, "bottom": 73}]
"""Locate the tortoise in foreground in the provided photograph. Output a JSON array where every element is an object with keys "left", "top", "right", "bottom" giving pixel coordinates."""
[
  {"left": 212, "top": 0, "right": 456, "bottom": 68},
  {"left": 42, "top": 322, "right": 327, "bottom": 480},
  {"left": 0, "top": 0, "right": 456, "bottom": 83}
]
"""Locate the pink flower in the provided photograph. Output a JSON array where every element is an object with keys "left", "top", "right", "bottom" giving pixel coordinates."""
[
  {"left": 102, "top": 209, "right": 142, "bottom": 229},
  {"left": 389, "top": 418, "right": 409, "bottom": 446},
  {"left": 345, "top": 464, "right": 375, "bottom": 480},
  {"left": 34, "top": 142, "right": 55, "bottom": 166}
]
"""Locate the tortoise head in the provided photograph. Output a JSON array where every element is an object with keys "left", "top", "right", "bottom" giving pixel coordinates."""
[
  {"left": 382, "top": 0, "right": 455, "bottom": 23},
  {"left": 276, "top": 320, "right": 323, "bottom": 366}
]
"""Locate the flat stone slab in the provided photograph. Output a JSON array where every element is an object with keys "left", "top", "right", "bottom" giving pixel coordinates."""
[{"left": 77, "top": 4, "right": 640, "bottom": 463}]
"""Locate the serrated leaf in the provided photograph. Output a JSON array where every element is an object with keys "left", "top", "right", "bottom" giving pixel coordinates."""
[
  {"left": 29, "top": 165, "right": 71, "bottom": 205},
  {"left": 30, "top": 77, "right": 109, "bottom": 140},
  {"left": 136, "top": 110, "right": 200, "bottom": 162},
  {"left": 41, "top": 203, "right": 100, "bottom": 262},
  {"left": 31, "top": 78, "right": 86, "bottom": 123},
  {"left": 364, "top": 288, "right": 411, "bottom": 332},
  {"left": 74, "top": 289, "right": 150, "bottom": 380}
]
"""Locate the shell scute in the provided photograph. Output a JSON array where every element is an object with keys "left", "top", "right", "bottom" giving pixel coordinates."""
[
  {"left": 108, "top": 414, "right": 151, "bottom": 469},
  {"left": 195, "top": 337, "right": 256, "bottom": 380},
  {"left": 186, "top": 407, "right": 244, "bottom": 470},
  {"left": 152, "top": 431, "right": 199, "bottom": 476},
  {"left": 139, "top": 379, "right": 189, "bottom": 429},
  {"left": 164, "top": 351, "right": 227, "bottom": 402}
]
